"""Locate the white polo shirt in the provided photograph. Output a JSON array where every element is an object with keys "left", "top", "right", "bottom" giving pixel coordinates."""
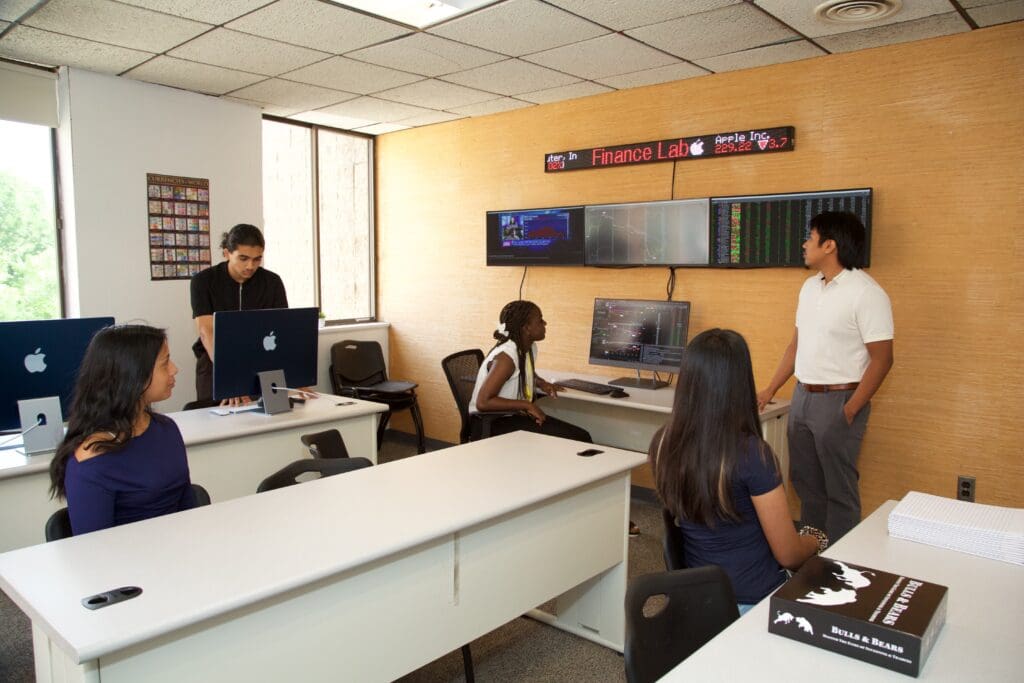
[{"left": 795, "top": 269, "right": 893, "bottom": 385}]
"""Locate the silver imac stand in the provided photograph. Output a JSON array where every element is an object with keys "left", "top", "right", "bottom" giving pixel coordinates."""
[
  {"left": 17, "top": 397, "right": 63, "bottom": 454},
  {"left": 608, "top": 368, "right": 669, "bottom": 390},
  {"left": 258, "top": 369, "right": 292, "bottom": 415}
]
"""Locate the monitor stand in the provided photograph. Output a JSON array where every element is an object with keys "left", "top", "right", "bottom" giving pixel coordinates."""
[
  {"left": 258, "top": 369, "right": 292, "bottom": 415},
  {"left": 17, "top": 397, "right": 63, "bottom": 454},
  {"left": 609, "top": 370, "right": 668, "bottom": 390}
]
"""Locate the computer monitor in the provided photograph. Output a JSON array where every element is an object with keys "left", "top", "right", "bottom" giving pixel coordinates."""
[
  {"left": 0, "top": 317, "right": 115, "bottom": 442},
  {"left": 486, "top": 206, "right": 586, "bottom": 266},
  {"left": 588, "top": 298, "right": 690, "bottom": 389},
  {"left": 584, "top": 199, "right": 710, "bottom": 266},
  {"left": 212, "top": 307, "right": 318, "bottom": 403}
]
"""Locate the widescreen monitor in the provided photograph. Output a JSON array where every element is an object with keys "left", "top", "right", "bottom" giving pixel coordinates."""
[
  {"left": 486, "top": 206, "right": 585, "bottom": 266},
  {"left": 588, "top": 298, "right": 690, "bottom": 389},
  {"left": 585, "top": 199, "right": 710, "bottom": 266},
  {"left": 0, "top": 317, "right": 115, "bottom": 431},
  {"left": 212, "top": 307, "right": 318, "bottom": 401}
]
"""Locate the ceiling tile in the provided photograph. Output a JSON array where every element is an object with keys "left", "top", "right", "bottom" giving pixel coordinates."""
[
  {"left": 447, "top": 97, "right": 533, "bottom": 116},
  {"left": 227, "top": 78, "right": 356, "bottom": 110},
  {"left": 289, "top": 109, "right": 375, "bottom": 130},
  {"left": 627, "top": 3, "right": 796, "bottom": 60},
  {"left": 221, "top": 95, "right": 302, "bottom": 117},
  {"left": 442, "top": 58, "right": 578, "bottom": 96},
  {"left": 125, "top": 55, "right": 264, "bottom": 94},
  {"left": 168, "top": 28, "right": 328, "bottom": 77},
  {"left": 517, "top": 80, "right": 612, "bottom": 105},
  {"left": 0, "top": 0, "right": 37, "bottom": 22},
  {"left": 375, "top": 78, "right": 495, "bottom": 109},
  {"left": 392, "top": 110, "right": 465, "bottom": 127},
  {"left": 115, "top": 0, "right": 273, "bottom": 26},
  {"left": 595, "top": 62, "right": 709, "bottom": 90},
  {"left": 693, "top": 40, "right": 825, "bottom": 73},
  {"left": 353, "top": 122, "right": 409, "bottom": 135},
  {"left": 967, "top": 1, "right": 1024, "bottom": 27},
  {"left": 816, "top": 13, "right": 970, "bottom": 53},
  {"left": 545, "top": 0, "right": 739, "bottom": 31},
  {"left": 346, "top": 33, "right": 503, "bottom": 77},
  {"left": 428, "top": 0, "right": 607, "bottom": 57},
  {"left": 227, "top": 0, "right": 410, "bottom": 54},
  {"left": 317, "top": 96, "right": 435, "bottom": 123},
  {"left": 0, "top": 25, "right": 154, "bottom": 73},
  {"left": 523, "top": 33, "right": 678, "bottom": 80},
  {"left": 753, "top": 0, "right": 954, "bottom": 38},
  {"left": 24, "top": 0, "right": 211, "bottom": 53},
  {"left": 282, "top": 56, "right": 422, "bottom": 94}
]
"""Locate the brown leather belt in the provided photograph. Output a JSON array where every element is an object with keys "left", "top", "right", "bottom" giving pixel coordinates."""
[{"left": 801, "top": 382, "right": 859, "bottom": 393}]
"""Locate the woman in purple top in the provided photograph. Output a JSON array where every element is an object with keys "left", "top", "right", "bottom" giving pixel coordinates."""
[
  {"left": 649, "top": 329, "right": 826, "bottom": 608},
  {"left": 49, "top": 325, "right": 196, "bottom": 535}
]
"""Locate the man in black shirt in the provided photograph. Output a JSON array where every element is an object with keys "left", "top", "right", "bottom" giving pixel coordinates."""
[{"left": 190, "top": 224, "right": 287, "bottom": 403}]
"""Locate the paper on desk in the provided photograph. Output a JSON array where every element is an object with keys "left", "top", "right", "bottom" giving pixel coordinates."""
[{"left": 888, "top": 491, "right": 1024, "bottom": 565}]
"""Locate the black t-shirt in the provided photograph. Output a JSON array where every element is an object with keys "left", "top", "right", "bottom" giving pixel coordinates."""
[{"left": 189, "top": 262, "right": 288, "bottom": 358}]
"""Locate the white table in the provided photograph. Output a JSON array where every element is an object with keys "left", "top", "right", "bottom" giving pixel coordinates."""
[
  {"left": 0, "top": 431, "right": 645, "bottom": 683},
  {"left": 539, "top": 370, "right": 791, "bottom": 487},
  {"left": 0, "top": 395, "right": 386, "bottom": 552},
  {"left": 660, "top": 500, "right": 1024, "bottom": 682}
]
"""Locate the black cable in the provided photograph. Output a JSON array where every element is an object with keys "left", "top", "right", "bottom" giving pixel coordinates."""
[
  {"left": 670, "top": 161, "right": 677, "bottom": 199},
  {"left": 666, "top": 267, "right": 676, "bottom": 301},
  {"left": 519, "top": 266, "right": 527, "bottom": 299}
]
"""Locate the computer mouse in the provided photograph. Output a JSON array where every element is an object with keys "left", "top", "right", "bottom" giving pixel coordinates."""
[{"left": 609, "top": 389, "right": 630, "bottom": 398}]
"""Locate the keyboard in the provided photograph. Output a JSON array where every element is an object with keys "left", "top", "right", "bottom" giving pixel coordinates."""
[
  {"left": 556, "top": 378, "right": 616, "bottom": 395},
  {"left": 208, "top": 402, "right": 263, "bottom": 416}
]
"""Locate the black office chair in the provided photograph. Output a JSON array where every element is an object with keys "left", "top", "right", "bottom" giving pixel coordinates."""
[
  {"left": 256, "top": 457, "right": 373, "bottom": 493},
  {"left": 300, "top": 429, "right": 351, "bottom": 459},
  {"left": 45, "top": 483, "right": 213, "bottom": 541},
  {"left": 330, "top": 340, "right": 425, "bottom": 454},
  {"left": 624, "top": 567, "right": 740, "bottom": 683},
  {"left": 440, "top": 348, "right": 509, "bottom": 443},
  {"left": 661, "top": 508, "right": 687, "bottom": 571},
  {"left": 182, "top": 399, "right": 218, "bottom": 411}
]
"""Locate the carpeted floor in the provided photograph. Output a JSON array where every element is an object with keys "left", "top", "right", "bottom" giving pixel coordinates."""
[{"left": 0, "top": 432, "right": 665, "bottom": 682}]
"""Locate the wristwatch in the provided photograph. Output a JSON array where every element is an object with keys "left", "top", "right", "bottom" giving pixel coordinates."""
[{"left": 799, "top": 525, "right": 829, "bottom": 554}]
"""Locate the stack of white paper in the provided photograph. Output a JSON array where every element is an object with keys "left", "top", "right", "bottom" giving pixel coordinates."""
[{"left": 888, "top": 491, "right": 1024, "bottom": 565}]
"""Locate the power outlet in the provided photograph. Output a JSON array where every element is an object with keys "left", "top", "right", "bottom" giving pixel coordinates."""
[{"left": 957, "top": 475, "right": 976, "bottom": 502}]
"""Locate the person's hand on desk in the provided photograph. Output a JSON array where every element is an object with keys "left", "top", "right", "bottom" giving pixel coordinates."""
[
  {"left": 221, "top": 395, "right": 255, "bottom": 408},
  {"left": 537, "top": 378, "right": 562, "bottom": 398}
]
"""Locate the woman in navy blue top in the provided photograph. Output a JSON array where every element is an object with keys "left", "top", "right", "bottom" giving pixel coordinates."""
[
  {"left": 650, "top": 329, "right": 825, "bottom": 606},
  {"left": 49, "top": 325, "right": 196, "bottom": 535}
]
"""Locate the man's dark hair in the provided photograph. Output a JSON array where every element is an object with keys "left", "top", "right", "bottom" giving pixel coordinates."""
[
  {"left": 809, "top": 211, "right": 866, "bottom": 269},
  {"left": 220, "top": 223, "right": 265, "bottom": 251}
]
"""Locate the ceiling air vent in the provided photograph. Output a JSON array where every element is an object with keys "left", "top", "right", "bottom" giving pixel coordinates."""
[{"left": 814, "top": 0, "right": 903, "bottom": 23}]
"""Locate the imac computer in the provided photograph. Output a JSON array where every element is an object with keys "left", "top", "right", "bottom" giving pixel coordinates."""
[
  {"left": 588, "top": 298, "right": 690, "bottom": 390},
  {"left": 0, "top": 316, "right": 115, "bottom": 453},
  {"left": 212, "top": 307, "right": 318, "bottom": 412}
]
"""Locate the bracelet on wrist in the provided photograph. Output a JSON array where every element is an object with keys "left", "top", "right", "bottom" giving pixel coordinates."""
[{"left": 799, "top": 525, "right": 829, "bottom": 554}]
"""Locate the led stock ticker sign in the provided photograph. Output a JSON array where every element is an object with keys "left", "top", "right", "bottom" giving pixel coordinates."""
[{"left": 544, "top": 126, "right": 795, "bottom": 173}]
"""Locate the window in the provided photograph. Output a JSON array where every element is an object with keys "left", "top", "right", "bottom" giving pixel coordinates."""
[
  {"left": 262, "top": 118, "right": 374, "bottom": 322},
  {"left": 0, "top": 118, "right": 61, "bottom": 321}
]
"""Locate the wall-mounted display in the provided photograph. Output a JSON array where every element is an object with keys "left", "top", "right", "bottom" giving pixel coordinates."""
[
  {"left": 584, "top": 199, "right": 709, "bottom": 266},
  {"left": 146, "top": 173, "right": 211, "bottom": 280},
  {"left": 485, "top": 206, "right": 585, "bottom": 266}
]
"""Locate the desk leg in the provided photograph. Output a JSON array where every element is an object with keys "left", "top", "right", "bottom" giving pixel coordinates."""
[{"left": 33, "top": 623, "right": 99, "bottom": 683}]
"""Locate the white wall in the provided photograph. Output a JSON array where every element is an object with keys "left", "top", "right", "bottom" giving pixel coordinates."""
[{"left": 57, "top": 68, "right": 262, "bottom": 411}]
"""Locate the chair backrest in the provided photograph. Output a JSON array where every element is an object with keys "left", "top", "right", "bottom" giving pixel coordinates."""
[
  {"left": 182, "top": 399, "right": 218, "bottom": 411},
  {"left": 300, "top": 429, "right": 351, "bottom": 459},
  {"left": 624, "top": 566, "right": 740, "bottom": 683},
  {"left": 192, "top": 483, "right": 212, "bottom": 507},
  {"left": 440, "top": 349, "right": 484, "bottom": 444},
  {"left": 257, "top": 456, "right": 372, "bottom": 493},
  {"left": 662, "top": 508, "right": 687, "bottom": 571},
  {"left": 330, "top": 340, "right": 387, "bottom": 393}
]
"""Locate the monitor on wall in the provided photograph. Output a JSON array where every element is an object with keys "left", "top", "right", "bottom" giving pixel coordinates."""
[
  {"left": 584, "top": 199, "right": 710, "bottom": 266},
  {"left": 486, "top": 206, "right": 585, "bottom": 266}
]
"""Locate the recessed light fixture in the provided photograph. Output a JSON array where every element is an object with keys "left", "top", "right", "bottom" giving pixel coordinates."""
[
  {"left": 814, "top": 0, "right": 903, "bottom": 24},
  {"left": 329, "top": 0, "right": 498, "bottom": 28}
]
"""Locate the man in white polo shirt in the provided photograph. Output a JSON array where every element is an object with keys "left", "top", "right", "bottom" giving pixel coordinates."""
[{"left": 757, "top": 211, "right": 893, "bottom": 542}]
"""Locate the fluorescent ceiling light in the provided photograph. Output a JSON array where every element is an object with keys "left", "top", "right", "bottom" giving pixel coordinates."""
[{"left": 330, "top": 0, "right": 497, "bottom": 28}]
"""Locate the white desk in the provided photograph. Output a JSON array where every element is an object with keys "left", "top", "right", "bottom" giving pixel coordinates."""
[
  {"left": 0, "top": 396, "right": 386, "bottom": 553},
  {"left": 540, "top": 370, "right": 791, "bottom": 487},
  {"left": 0, "top": 431, "right": 646, "bottom": 683},
  {"left": 660, "top": 500, "right": 1024, "bottom": 682}
]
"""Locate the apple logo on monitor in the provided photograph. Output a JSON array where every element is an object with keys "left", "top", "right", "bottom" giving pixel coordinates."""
[
  {"left": 24, "top": 348, "right": 47, "bottom": 373},
  {"left": 263, "top": 331, "right": 277, "bottom": 352}
]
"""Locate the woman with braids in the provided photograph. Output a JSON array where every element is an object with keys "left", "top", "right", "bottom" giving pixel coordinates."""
[
  {"left": 651, "top": 329, "right": 824, "bottom": 612},
  {"left": 469, "top": 300, "right": 592, "bottom": 442},
  {"left": 49, "top": 325, "right": 197, "bottom": 535}
]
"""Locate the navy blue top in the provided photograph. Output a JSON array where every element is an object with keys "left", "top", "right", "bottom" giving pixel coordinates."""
[
  {"left": 670, "top": 435, "right": 787, "bottom": 603},
  {"left": 64, "top": 414, "right": 197, "bottom": 535}
]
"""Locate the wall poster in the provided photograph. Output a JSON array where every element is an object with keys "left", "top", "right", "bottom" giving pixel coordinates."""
[{"left": 146, "top": 173, "right": 211, "bottom": 280}]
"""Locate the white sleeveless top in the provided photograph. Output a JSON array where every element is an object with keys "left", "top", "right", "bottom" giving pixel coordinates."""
[{"left": 468, "top": 339, "right": 537, "bottom": 414}]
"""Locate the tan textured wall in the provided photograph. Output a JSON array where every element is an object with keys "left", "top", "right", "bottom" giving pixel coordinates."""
[{"left": 375, "top": 24, "right": 1024, "bottom": 514}]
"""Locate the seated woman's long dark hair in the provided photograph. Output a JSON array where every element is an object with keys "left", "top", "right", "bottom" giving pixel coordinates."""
[
  {"left": 653, "top": 328, "right": 775, "bottom": 526},
  {"left": 49, "top": 325, "right": 167, "bottom": 500}
]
